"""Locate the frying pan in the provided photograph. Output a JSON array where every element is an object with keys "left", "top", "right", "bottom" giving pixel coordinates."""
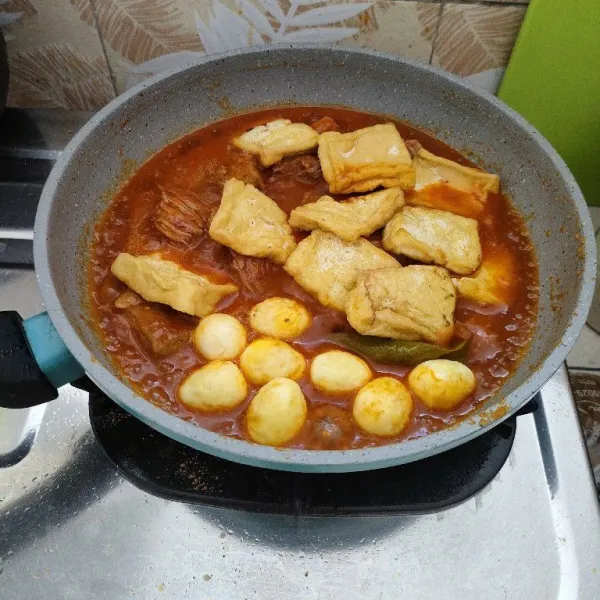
[{"left": 0, "top": 46, "right": 595, "bottom": 472}]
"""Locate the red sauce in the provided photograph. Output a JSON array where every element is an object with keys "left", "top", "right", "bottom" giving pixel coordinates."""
[{"left": 88, "top": 107, "right": 538, "bottom": 450}]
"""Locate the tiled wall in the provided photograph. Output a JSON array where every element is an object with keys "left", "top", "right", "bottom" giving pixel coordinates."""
[{"left": 0, "top": 0, "right": 528, "bottom": 110}]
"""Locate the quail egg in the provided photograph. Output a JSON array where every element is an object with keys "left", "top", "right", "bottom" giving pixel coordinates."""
[
  {"left": 249, "top": 297, "right": 311, "bottom": 340},
  {"left": 352, "top": 377, "right": 413, "bottom": 436},
  {"left": 240, "top": 338, "right": 306, "bottom": 385},
  {"left": 310, "top": 350, "right": 371, "bottom": 393},
  {"left": 246, "top": 378, "right": 307, "bottom": 445},
  {"left": 193, "top": 313, "right": 247, "bottom": 360},
  {"left": 179, "top": 360, "right": 247, "bottom": 412},
  {"left": 408, "top": 359, "right": 476, "bottom": 410}
]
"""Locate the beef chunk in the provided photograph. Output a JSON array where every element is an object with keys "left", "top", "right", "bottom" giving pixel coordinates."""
[
  {"left": 271, "top": 155, "right": 322, "bottom": 184},
  {"left": 311, "top": 116, "right": 340, "bottom": 134},
  {"left": 306, "top": 406, "right": 354, "bottom": 450},
  {"left": 225, "top": 150, "right": 263, "bottom": 188},
  {"left": 154, "top": 186, "right": 205, "bottom": 245},
  {"left": 114, "top": 290, "right": 142, "bottom": 309},
  {"left": 229, "top": 252, "right": 276, "bottom": 295},
  {"left": 126, "top": 302, "right": 194, "bottom": 358}
]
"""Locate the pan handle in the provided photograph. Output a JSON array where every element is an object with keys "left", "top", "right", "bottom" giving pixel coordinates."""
[{"left": 0, "top": 311, "right": 84, "bottom": 408}]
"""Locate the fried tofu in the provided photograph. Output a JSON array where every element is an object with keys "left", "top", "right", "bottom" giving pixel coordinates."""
[
  {"left": 345, "top": 266, "right": 456, "bottom": 345},
  {"left": 411, "top": 148, "right": 500, "bottom": 204},
  {"left": 111, "top": 253, "right": 237, "bottom": 318},
  {"left": 382, "top": 206, "right": 481, "bottom": 275},
  {"left": 233, "top": 119, "right": 319, "bottom": 167},
  {"left": 452, "top": 248, "right": 515, "bottom": 305},
  {"left": 283, "top": 230, "right": 398, "bottom": 311},
  {"left": 288, "top": 188, "right": 404, "bottom": 242},
  {"left": 209, "top": 178, "right": 296, "bottom": 264},
  {"left": 318, "top": 124, "right": 415, "bottom": 194}
]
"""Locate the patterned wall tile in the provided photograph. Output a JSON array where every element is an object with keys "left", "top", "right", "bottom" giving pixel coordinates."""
[
  {"left": 445, "top": 0, "right": 529, "bottom": 5},
  {"left": 1, "top": 0, "right": 530, "bottom": 109},
  {"left": 343, "top": 1, "right": 441, "bottom": 61},
  {"left": 86, "top": 0, "right": 441, "bottom": 95},
  {"left": 431, "top": 3, "right": 526, "bottom": 93},
  {"left": 0, "top": 0, "right": 116, "bottom": 109}
]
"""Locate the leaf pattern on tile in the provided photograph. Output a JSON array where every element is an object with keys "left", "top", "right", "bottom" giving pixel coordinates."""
[
  {"left": 0, "top": 0, "right": 35, "bottom": 31},
  {"left": 432, "top": 4, "right": 525, "bottom": 76},
  {"left": 0, "top": 0, "right": 36, "bottom": 18},
  {"left": 114, "top": 0, "right": 376, "bottom": 92},
  {"left": 416, "top": 3, "right": 441, "bottom": 43},
  {"left": 70, "top": 0, "right": 200, "bottom": 64},
  {"left": 7, "top": 42, "right": 115, "bottom": 110}
]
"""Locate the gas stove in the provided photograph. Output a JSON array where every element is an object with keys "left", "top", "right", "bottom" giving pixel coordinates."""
[{"left": 1, "top": 109, "right": 599, "bottom": 599}]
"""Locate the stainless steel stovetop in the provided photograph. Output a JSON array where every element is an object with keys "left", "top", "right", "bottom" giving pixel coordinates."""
[{"left": 1, "top": 109, "right": 600, "bottom": 600}]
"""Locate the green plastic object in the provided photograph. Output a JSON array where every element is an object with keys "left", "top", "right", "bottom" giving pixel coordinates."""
[{"left": 498, "top": 0, "right": 600, "bottom": 206}]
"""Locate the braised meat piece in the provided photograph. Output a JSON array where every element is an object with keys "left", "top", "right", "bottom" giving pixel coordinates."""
[
  {"left": 225, "top": 150, "right": 263, "bottom": 188},
  {"left": 271, "top": 155, "right": 322, "bottom": 184},
  {"left": 154, "top": 187, "right": 205, "bottom": 245},
  {"left": 126, "top": 302, "right": 194, "bottom": 358},
  {"left": 311, "top": 116, "right": 340, "bottom": 134},
  {"left": 306, "top": 405, "right": 354, "bottom": 450},
  {"left": 114, "top": 290, "right": 142, "bottom": 309},
  {"left": 229, "top": 252, "right": 275, "bottom": 296}
]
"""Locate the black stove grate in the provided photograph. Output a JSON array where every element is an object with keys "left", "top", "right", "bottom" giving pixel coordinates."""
[{"left": 85, "top": 381, "right": 537, "bottom": 515}]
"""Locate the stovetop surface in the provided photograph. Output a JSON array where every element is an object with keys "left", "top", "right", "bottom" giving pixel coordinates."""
[
  {"left": 1, "top": 108, "right": 600, "bottom": 599},
  {"left": 86, "top": 383, "right": 523, "bottom": 515},
  {"left": 1, "top": 351, "right": 598, "bottom": 599}
]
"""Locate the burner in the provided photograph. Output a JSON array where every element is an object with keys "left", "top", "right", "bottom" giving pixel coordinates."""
[{"left": 85, "top": 380, "right": 535, "bottom": 515}]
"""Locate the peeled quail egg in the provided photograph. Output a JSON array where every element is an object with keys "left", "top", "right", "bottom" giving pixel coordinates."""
[
  {"left": 246, "top": 377, "right": 307, "bottom": 446},
  {"left": 179, "top": 360, "right": 247, "bottom": 412},
  {"left": 193, "top": 313, "right": 247, "bottom": 360},
  {"left": 239, "top": 338, "right": 306, "bottom": 385},
  {"left": 249, "top": 297, "right": 311, "bottom": 340},
  {"left": 310, "top": 350, "right": 371, "bottom": 393},
  {"left": 352, "top": 377, "right": 413, "bottom": 436},
  {"left": 408, "top": 359, "right": 476, "bottom": 410}
]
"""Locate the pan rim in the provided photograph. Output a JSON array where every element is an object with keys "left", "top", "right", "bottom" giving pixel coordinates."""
[{"left": 33, "top": 44, "right": 596, "bottom": 472}]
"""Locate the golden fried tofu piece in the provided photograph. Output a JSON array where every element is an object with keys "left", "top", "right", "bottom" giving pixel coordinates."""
[
  {"left": 318, "top": 124, "right": 415, "bottom": 194},
  {"left": 288, "top": 188, "right": 404, "bottom": 242},
  {"left": 382, "top": 206, "right": 481, "bottom": 275},
  {"left": 452, "top": 248, "right": 515, "bottom": 305},
  {"left": 209, "top": 178, "right": 296, "bottom": 264},
  {"left": 283, "top": 230, "right": 398, "bottom": 311},
  {"left": 111, "top": 253, "right": 237, "bottom": 318},
  {"left": 345, "top": 266, "right": 456, "bottom": 345},
  {"left": 412, "top": 148, "right": 499, "bottom": 203},
  {"left": 233, "top": 119, "right": 319, "bottom": 167}
]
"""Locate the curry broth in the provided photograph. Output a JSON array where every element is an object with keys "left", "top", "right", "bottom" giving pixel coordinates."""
[{"left": 89, "top": 107, "right": 538, "bottom": 450}]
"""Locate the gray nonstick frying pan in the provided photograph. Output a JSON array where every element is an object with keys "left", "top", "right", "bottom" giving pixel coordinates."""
[{"left": 0, "top": 46, "right": 595, "bottom": 472}]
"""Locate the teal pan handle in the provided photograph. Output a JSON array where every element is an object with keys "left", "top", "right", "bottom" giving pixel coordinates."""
[{"left": 0, "top": 311, "right": 84, "bottom": 408}]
